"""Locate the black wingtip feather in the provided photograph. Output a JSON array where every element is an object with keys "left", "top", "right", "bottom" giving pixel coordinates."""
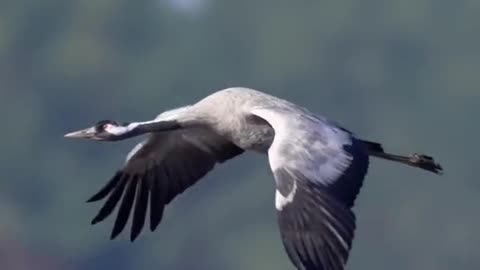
[
  {"left": 91, "top": 175, "right": 129, "bottom": 225},
  {"left": 149, "top": 167, "right": 166, "bottom": 232},
  {"left": 87, "top": 171, "right": 122, "bottom": 203},
  {"left": 130, "top": 177, "right": 149, "bottom": 242},
  {"left": 149, "top": 201, "right": 164, "bottom": 232},
  {"left": 110, "top": 178, "right": 137, "bottom": 240}
]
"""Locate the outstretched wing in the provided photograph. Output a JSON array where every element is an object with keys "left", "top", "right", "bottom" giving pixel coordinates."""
[
  {"left": 252, "top": 108, "right": 369, "bottom": 270},
  {"left": 87, "top": 125, "right": 244, "bottom": 241}
]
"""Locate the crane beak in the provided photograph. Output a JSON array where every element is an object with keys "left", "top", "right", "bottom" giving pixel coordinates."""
[{"left": 64, "top": 127, "right": 98, "bottom": 139}]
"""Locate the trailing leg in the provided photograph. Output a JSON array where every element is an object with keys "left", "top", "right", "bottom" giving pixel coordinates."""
[{"left": 360, "top": 140, "right": 443, "bottom": 174}]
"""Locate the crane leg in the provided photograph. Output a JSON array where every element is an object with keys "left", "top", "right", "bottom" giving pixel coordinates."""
[{"left": 360, "top": 140, "right": 443, "bottom": 175}]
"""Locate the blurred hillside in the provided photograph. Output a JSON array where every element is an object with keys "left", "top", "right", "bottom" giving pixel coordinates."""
[{"left": 0, "top": 0, "right": 479, "bottom": 269}]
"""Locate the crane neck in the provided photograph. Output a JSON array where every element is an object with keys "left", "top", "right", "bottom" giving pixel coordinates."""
[{"left": 114, "top": 120, "right": 182, "bottom": 140}]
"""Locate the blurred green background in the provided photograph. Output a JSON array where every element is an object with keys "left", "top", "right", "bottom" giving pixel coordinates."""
[{"left": 0, "top": 0, "right": 478, "bottom": 269}]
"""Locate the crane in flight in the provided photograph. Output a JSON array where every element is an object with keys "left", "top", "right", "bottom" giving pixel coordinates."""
[{"left": 65, "top": 87, "right": 442, "bottom": 270}]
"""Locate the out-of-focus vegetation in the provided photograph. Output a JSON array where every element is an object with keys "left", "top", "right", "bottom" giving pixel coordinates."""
[{"left": 0, "top": 0, "right": 478, "bottom": 269}]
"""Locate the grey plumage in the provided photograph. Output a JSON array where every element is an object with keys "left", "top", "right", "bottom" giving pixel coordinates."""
[{"left": 65, "top": 87, "right": 443, "bottom": 270}]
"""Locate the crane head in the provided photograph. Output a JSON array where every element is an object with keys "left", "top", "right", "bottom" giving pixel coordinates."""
[{"left": 64, "top": 120, "right": 130, "bottom": 141}]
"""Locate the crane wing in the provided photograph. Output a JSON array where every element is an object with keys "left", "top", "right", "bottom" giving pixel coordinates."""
[
  {"left": 86, "top": 125, "right": 244, "bottom": 241},
  {"left": 251, "top": 108, "right": 369, "bottom": 270}
]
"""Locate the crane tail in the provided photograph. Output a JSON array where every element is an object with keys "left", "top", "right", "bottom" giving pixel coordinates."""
[{"left": 361, "top": 140, "right": 443, "bottom": 175}]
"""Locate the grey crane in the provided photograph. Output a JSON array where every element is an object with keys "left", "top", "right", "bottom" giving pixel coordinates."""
[{"left": 65, "top": 87, "right": 442, "bottom": 270}]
